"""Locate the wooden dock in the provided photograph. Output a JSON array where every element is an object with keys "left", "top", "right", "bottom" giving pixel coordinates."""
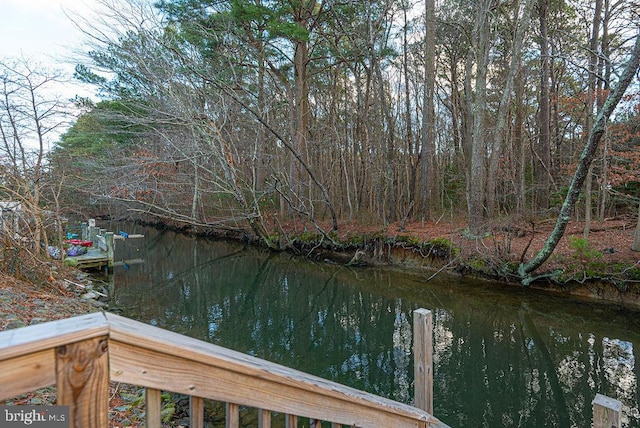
[
  {"left": 66, "top": 219, "right": 142, "bottom": 270},
  {"left": 72, "top": 246, "right": 113, "bottom": 269}
]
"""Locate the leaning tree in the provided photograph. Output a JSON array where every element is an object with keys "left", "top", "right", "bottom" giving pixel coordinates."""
[{"left": 518, "top": 30, "right": 640, "bottom": 285}]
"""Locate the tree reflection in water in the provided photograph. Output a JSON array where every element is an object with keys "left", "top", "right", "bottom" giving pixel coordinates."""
[{"left": 110, "top": 224, "right": 640, "bottom": 427}]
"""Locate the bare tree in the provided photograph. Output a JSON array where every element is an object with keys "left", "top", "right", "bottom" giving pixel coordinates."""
[
  {"left": 56, "top": 0, "right": 639, "bottom": 265},
  {"left": 0, "top": 58, "right": 71, "bottom": 256}
]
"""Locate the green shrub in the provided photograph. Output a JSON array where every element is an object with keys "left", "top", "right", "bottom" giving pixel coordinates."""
[
  {"left": 295, "top": 231, "right": 322, "bottom": 243},
  {"left": 395, "top": 235, "right": 422, "bottom": 246},
  {"left": 427, "top": 237, "right": 460, "bottom": 258},
  {"left": 466, "top": 256, "right": 486, "bottom": 271},
  {"left": 625, "top": 266, "right": 640, "bottom": 280},
  {"left": 568, "top": 236, "right": 602, "bottom": 261},
  {"left": 63, "top": 257, "right": 78, "bottom": 267}
]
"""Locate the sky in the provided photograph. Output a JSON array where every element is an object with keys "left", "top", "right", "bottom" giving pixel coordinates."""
[
  {"left": 0, "top": 0, "right": 96, "bottom": 97},
  {"left": 0, "top": 0, "right": 105, "bottom": 148},
  {"left": 0, "top": 0, "right": 93, "bottom": 59}
]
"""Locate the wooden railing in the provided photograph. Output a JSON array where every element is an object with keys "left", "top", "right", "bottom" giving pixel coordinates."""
[{"left": 0, "top": 312, "right": 447, "bottom": 428}]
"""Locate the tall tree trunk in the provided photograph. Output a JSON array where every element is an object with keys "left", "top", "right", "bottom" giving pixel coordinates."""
[
  {"left": 255, "top": 41, "right": 267, "bottom": 194},
  {"left": 583, "top": 164, "right": 593, "bottom": 240},
  {"left": 597, "top": 0, "right": 611, "bottom": 221},
  {"left": 468, "top": 0, "right": 492, "bottom": 235},
  {"left": 402, "top": 1, "right": 416, "bottom": 213},
  {"left": 486, "top": 0, "right": 533, "bottom": 216},
  {"left": 294, "top": 38, "right": 311, "bottom": 202},
  {"left": 420, "top": 0, "right": 437, "bottom": 221},
  {"left": 514, "top": 68, "right": 527, "bottom": 213},
  {"left": 191, "top": 160, "right": 199, "bottom": 219},
  {"left": 536, "top": 0, "right": 551, "bottom": 211},
  {"left": 463, "top": 49, "right": 475, "bottom": 219},
  {"left": 519, "top": 31, "right": 640, "bottom": 283},
  {"left": 584, "top": 0, "right": 603, "bottom": 240},
  {"left": 354, "top": 67, "right": 373, "bottom": 214}
]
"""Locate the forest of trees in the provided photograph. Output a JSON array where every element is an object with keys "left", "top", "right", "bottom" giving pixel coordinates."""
[{"left": 2, "top": 0, "right": 640, "bottom": 280}]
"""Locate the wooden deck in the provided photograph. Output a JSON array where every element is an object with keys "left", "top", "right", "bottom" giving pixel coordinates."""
[
  {"left": 0, "top": 308, "right": 622, "bottom": 427},
  {"left": 0, "top": 311, "right": 449, "bottom": 428}
]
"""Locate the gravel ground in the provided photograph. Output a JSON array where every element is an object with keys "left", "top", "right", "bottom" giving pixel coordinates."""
[{"left": 0, "top": 273, "right": 100, "bottom": 330}]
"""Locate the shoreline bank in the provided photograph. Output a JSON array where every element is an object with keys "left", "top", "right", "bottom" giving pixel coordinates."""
[{"left": 131, "top": 217, "right": 640, "bottom": 311}]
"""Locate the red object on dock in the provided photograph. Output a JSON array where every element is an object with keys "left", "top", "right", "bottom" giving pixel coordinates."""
[{"left": 65, "top": 239, "right": 93, "bottom": 247}]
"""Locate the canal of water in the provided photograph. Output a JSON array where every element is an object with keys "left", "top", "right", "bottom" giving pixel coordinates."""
[{"left": 107, "top": 224, "right": 640, "bottom": 427}]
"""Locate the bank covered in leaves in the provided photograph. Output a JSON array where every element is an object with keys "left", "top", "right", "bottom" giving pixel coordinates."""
[{"left": 146, "top": 217, "right": 640, "bottom": 310}]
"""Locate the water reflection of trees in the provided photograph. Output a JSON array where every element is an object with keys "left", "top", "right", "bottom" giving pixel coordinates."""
[
  {"left": 112, "top": 227, "right": 640, "bottom": 427},
  {"left": 433, "top": 303, "right": 639, "bottom": 427}
]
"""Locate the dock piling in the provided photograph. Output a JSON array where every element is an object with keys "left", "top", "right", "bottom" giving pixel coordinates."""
[
  {"left": 593, "top": 393, "right": 622, "bottom": 428},
  {"left": 413, "top": 308, "right": 433, "bottom": 415}
]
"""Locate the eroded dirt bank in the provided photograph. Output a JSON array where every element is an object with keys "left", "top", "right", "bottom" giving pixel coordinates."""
[{"left": 146, "top": 216, "right": 640, "bottom": 310}]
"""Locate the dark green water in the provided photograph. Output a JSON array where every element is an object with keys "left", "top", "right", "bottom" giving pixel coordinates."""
[{"left": 109, "top": 224, "right": 640, "bottom": 427}]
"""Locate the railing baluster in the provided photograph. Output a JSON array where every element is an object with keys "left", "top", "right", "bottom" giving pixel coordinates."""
[
  {"left": 145, "top": 387, "right": 162, "bottom": 428},
  {"left": 258, "top": 408, "right": 271, "bottom": 428},
  {"left": 226, "top": 402, "right": 239, "bottom": 428},
  {"left": 190, "top": 395, "right": 204, "bottom": 428},
  {"left": 285, "top": 414, "right": 298, "bottom": 428},
  {"left": 310, "top": 418, "right": 321, "bottom": 427}
]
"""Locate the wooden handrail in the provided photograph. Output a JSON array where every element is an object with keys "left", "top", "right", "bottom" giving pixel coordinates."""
[{"left": 0, "top": 312, "right": 444, "bottom": 428}]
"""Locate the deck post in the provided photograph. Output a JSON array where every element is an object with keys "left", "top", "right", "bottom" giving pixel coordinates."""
[
  {"left": 592, "top": 393, "right": 622, "bottom": 428},
  {"left": 55, "top": 336, "right": 109, "bottom": 428},
  {"left": 413, "top": 308, "right": 433, "bottom": 415}
]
